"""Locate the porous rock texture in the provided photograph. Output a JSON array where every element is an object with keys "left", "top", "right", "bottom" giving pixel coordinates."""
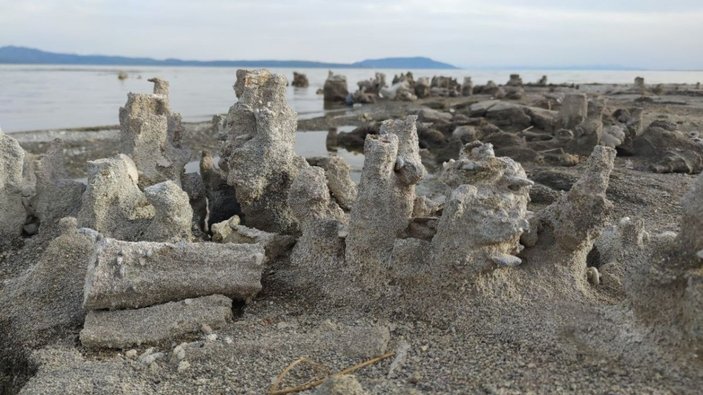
[
  {"left": 345, "top": 116, "right": 426, "bottom": 289},
  {"left": 77, "top": 154, "right": 153, "bottom": 240},
  {"left": 678, "top": 172, "right": 703, "bottom": 261},
  {"left": 82, "top": 236, "right": 265, "bottom": 310},
  {"left": 143, "top": 180, "right": 193, "bottom": 242},
  {"left": 0, "top": 131, "right": 29, "bottom": 246},
  {"left": 80, "top": 295, "right": 233, "bottom": 349},
  {"left": 200, "top": 150, "right": 240, "bottom": 226},
  {"left": 567, "top": 96, "right": 606, "bottom": 155},
  {"left": 210, "top": 215, "right": 295, "bottom": 261},
  {"left": 0, "top": 218, "right": 94, "bottom": 349},
  {"left": 521, "top": 146, "right": 616, "bottom": 277},
  {"left": 223, "top": 69, "right": 308, "bottom": 234},
  {"left": 287, "top": 166, "right": 347, "bottom": 288},
  {"left": 558, "top": 93, "right": 588, "bottom": 129},
  {"left": 305, "top": 156, "right": 358, "bottom": 211},
  {"left": 632, "top": 121, "right": 703, "bottom": 174},
  {"left": 432, "top": 141, "right": 532, "bottom": 274},
  {"left": 77, "top": 154, "right": 192, "bottom": 242},
  {"left": 119, "top": 78, "right": 189, "bottom": 188},
  {"left": 30, "top": 139, "right": 85, "bottom": 228},
  {"left": 315, "top": 374, "right": 368, "bottom": 395}
]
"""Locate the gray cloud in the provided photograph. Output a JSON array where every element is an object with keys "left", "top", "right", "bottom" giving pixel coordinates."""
[{"left": 0, "top": 0, "right": 701, "bottom": 68}]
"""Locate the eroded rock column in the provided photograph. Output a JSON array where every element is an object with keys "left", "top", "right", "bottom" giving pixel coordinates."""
[
  {"left": 345, "top": 116, "right": 425, "bottom": 288},
  {"left": 223, "top": 69, "right": 307, "bottom": 234},
  {"left": 119, "top": 78, "right": 189, "bottom": 188}
]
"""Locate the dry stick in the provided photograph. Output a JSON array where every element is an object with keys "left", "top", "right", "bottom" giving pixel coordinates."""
[
  {"left": 268, "top": 351, "right": 396, "bottom": 395},
  {"left": 269, "top": 357, "right": 329, "bottom": 394},
  {"left": 519, "top": 125, "right": 534, "bottom": 134}
]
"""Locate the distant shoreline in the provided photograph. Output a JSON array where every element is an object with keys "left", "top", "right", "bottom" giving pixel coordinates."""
[{"left": 0, "top": 46, "right": 458, "bottom": 69}]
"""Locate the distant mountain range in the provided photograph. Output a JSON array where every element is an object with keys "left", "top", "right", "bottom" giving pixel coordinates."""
[{"left": 0, "top": 46, "right": 458, "bottom": 69}]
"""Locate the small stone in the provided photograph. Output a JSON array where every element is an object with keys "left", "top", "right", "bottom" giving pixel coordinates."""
[
  {"left": 205, "top": 333, "right": 218, "bottom": 342},
  {"left": 149, "top": 361, "right": 161, "bottom": 373},
  {"left": 587, "top": 267, "right": 601, "bottom": 285},
  {"left": 125, "top": 349, "right": 138, "bottom": 359},
  {"left": 224, "top": 336, "right": 233, "bottom": 344},
  {"left": 172, "top": 344, "right": 186, "bottom": 361},
  {"left": 201, "top": 323, "right": 213, "bottom": 334},
  {"left": 23, "top": 223, "right": 38, "bottom": 236},
  {"left": 177, "top": 360, "right": 191, "bottom": 373},
  {"left": 140, "top": 351, "right": 164, "bottom": 365}
]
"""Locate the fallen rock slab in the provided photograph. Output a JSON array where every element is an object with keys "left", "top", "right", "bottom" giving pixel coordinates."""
[
  {"left": 83, "top": 238, "right": 265, "bottom": 310},
  {"left": 79, "top": 294, "right": 233, "bottom": 349}
]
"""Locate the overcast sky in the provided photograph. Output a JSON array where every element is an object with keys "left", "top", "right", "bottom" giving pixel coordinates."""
[{"left": 1, "top": 0, "right": 701, "bottom": 69}]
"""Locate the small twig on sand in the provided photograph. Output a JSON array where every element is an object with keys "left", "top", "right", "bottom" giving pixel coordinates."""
[
  {"left": 520, "top": 125, "right": 534, "bottom": 134},
  {"left": 268, "top": 351, "right": 395, "bottom": 395}
]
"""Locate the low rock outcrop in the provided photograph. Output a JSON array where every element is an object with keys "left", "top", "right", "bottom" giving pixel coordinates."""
[
  {"left": 323, "top": 71, "right": 349, "bottom": 103},
  {"left": 291, "top": 71, "right": 309, "bottom": 88},
  {"left": 80, "top": 295, "right": 233, "bottom": 349},
  {"left": 82, "top": 236, "right": 265, "bottom": 310}
]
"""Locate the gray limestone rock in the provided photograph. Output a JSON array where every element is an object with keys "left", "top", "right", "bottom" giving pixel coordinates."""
[
  {"left": 0, "top": 218, "right": 94, "bottom": 348},
  {"left": 346, "top": 116, "right": 425, "bottom": 288},
  {"left": 288, "top": 166, "right": 347, "bottom": 275},
  {"left": 632, "top": 124, "right": 703, "bottom": 174},
  {"left": 523, "top": 146, "right": 616, "bottom": 255},
  {"left": 315, "top": 375, "right": 368, "bottom": 395},
  {"left": 323, "top": 71, "right": 349, "bottom": 103},
  {"left": 211, "top": 215, "right": 295, "bottom": 261},
  {"left": 83, "top": 237, "right": 265, "bottom": 309},
  {"left": 79, "top": 295, "right": 233, "bottom": 349},
  {"left": 181, "top": 172, "right": 207, "bottom": 233},
  {"left": 461, "top": 76, "right": 474, "bottom": 96},
  {"left": 76, "top": 154, "right": 154, "bottom": 241},
  {"left": 143, "top": 181, "right": 193, "bottom": 242},
  {"left": 291, "top": 71, "right": 309, "bottom": 88},
  {"left": 433, "top": 142, "right": 532, "bottom": 274},
  {"left": 200, "top": 150, "right": 240, "bottom": 227},
  {"left": 119, "top": 78, "right": 189, "bottom": 188},
  {"left": 0, "top": 132, "right": 29, "bottom": 244},
  {"left": 31, "top": 139, "right": 85, "bottom": 228},
  {"left": 568, "top": 97, "right": 606, "bottom": 155},
  {"left": 223, "top": 69, "right": 307, "bottom": 234},
  {"left": 678, "top": 172, "right": 703, "bottom": 263},
  {"left": 306, "top": 156, "right": 358, "bottom": 211},
  {"left": 415, "top": 77, "right": 431, "bottom": 99},
  {"left": 558, "top": 93, "right": 588, "bottom": 130}
]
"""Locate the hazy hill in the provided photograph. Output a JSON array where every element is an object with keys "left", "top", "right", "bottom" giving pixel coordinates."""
[{"left": 0, "top": 46, "right": 458, "bottom": 69}]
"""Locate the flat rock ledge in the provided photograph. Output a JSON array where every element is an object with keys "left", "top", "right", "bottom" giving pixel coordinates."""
[{"left": 79, "top": 294, "right": 233, "bottom": 349}]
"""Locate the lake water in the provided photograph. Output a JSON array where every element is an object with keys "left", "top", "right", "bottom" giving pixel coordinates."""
[{"left": 2, "top": 65, "right": 703, "bottom": 133}]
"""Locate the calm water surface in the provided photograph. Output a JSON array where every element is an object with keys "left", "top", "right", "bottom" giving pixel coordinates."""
[{"left": 2, "top": 65, "right": 703, "bottom": 133}]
